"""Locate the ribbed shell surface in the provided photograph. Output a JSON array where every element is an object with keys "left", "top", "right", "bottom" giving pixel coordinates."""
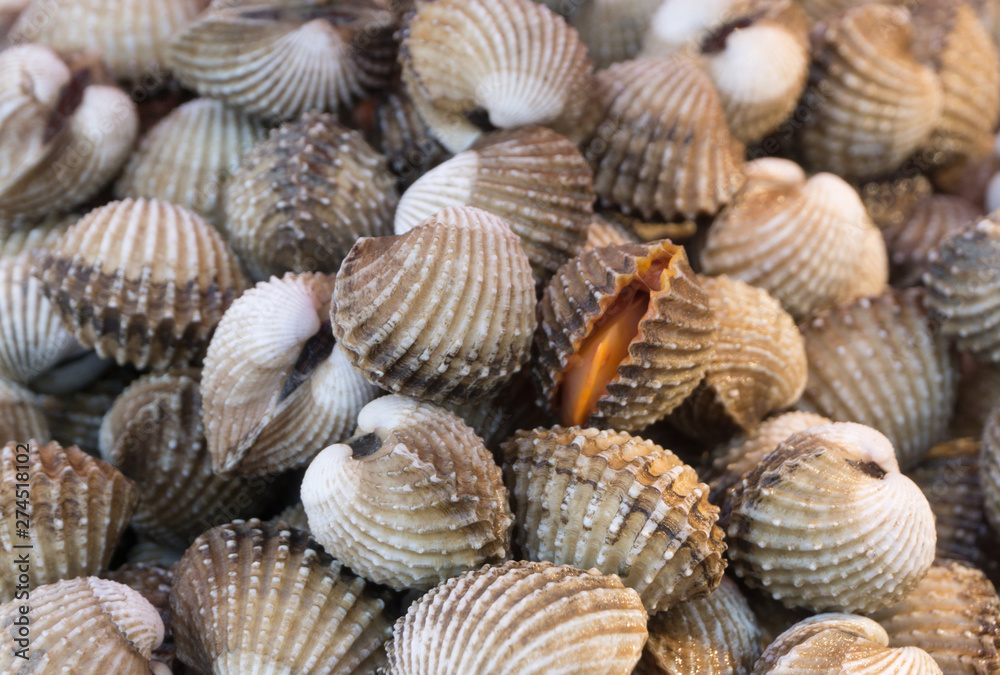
[
  {"left": 368, "top": 85, "right": 449, "bottom": 190},
  {"left": 0, "top": 376, "right": 50, "bottom": 442},
  {"left": 984, "top": 405, "right": 1000, "bottom": 534},
  {"left": 102, "top": 564, "right": 177, "bottom": 670}
]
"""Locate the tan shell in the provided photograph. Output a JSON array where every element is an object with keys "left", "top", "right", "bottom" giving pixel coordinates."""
[
  {"left": 0, "top": 214, "right": 73, "bottom": 261},
  {"left": 984, "top": 405, "right": 1000, "bottom": 535},
  {"left": 202, "top": 272, "right": 380, "bottom": 476},
  {"left": 582, "top": 215, "right": 640, "bottom": 251},
  {"left": 535, "top": 240, "right": 715, "bottom": 430},
  {"left": 0, "top": 376, "right": 50, "bottom": 442},
  {"left": 501, "top": 426, "right": 726, "bottom": 613},
  {"left": 953, "top": 363, "right": 1000, "bottom": 438},
  {"left": 368, "top": 85, "right": 449, "bottom": 190},
  {"left": 333, "top": 206, "right": 536, "bottom": 404},
  {"left": 170, "top": 519, "right": 393, "bottom": 674},
  {"left": 700, "top": 158, "right": 888, "bottom": 320},
  {"left": 270, "top": 502, "right": 310, "bottom": 532},
  {"left": 925, "top": 213, "right": 1000, "bottom": 363},
  {"left": 570, "top": 0, "right": 664, "bottom": 68},
  {"left": 582, "top": 55, "right": 745, "bottom": 221},
  {"left": 383, "top": 560, "right": 648, "bottom": 675},
  {"left": 634, "top": 576, "right": 762, "bottom": 675},
  {"left": 796, "top": 288, "right": 957, "bottom": 470},
  {"left": 167, "top": 0, "right": 398, "bottom": 120},
  {"left": 302, "top": 395, "right": 512, "bottom": 591},
  {"left": 0, "top": 440, "right": 138, "bottom": 600},
  {"left": 726, "top": 422, "right": 937, "bottom": 613},
  {"left": 860, "top": 172, "right": 935, "bottom": 234},
  {"left": 400, "top": 0, "right": 594, "bottom": 153},
  {"left": 0, "top": 577, "right": 164, "bottom": 673},
  {"left": 753, "top": 613, "right": 943, "bottom": 674},
  {"left": 102, "top": 564, "right": 177, "bottom": 670},
  {"left": 224, "top": 112, "right": 396, "bottom": 281},
  {"left": 35, "top": 198, "right": 248, "bottom": 370},
  {"left": 394, "top": 126, "right": 595, "bottom": 287},
  {"left": 115, "top": 98, "right": 267, "bottom": 225}
]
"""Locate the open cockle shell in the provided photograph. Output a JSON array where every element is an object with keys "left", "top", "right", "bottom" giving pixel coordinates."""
[
  {"left": 726, "top": 422, "right": 937, "bottom": 614},
  {"left": 399, "top": 0, "right": 594, "bottom": 153},
  {"left": 984, "top": 404, "right": 1000, "bottom": 535},
  {"left": 202, "top": 272, "right": 380, "bottom": 476},
  {"left": 0, "top": 377, "right": 50, "bottom": 442},
  {"left": 302, "top": 395, "right": 512, "bottom": 590},
  {"left": 171, "top": 519, "right": 393, "bottom": 675},
  {"left": 383, "top": 560, "right": 648, "bottom": 675},
  {"left": 534, "top": 239, "right": 715, "bottom": 431},
  {"left": 333, "top": 206, "right": 536, "bottom": 404},
  {"left": 500, "top": 426, "right": 726, "bottom": 614}
]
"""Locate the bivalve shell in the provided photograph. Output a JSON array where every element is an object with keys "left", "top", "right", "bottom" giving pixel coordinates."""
[
  {"left": 582, "top": 215, "right": 640, "bottom": 251},
  {"left": 102, "top": 564, "right": 177, "bottom": 670},
  {"left": 0, "top": 376, "right": 49, "bottom": 442},
  {"left": 368, "top": 85, "right": 449, "bottom": 190},
  {"left": 984, "top": 404, "right": 1000, "bottom": 534}
]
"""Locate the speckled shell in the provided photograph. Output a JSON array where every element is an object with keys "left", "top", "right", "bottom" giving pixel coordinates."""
[
  {"left": 202, "top": 273, "right": 380, "bottom": 476},
  {"left": 333, "top": 206, "right": 536, "bottom": 404},
  {"left": 501, "top": 426, "right": 726, "bottom": 614},
  {"left": 102, "top": 564, "right": 177, "bottom": 670},
  {"left": 35, "top": 198, "right": 249, "bottom": 370},
  {"left": 0, "top": 440, "right": 138, "bottom": 601},
  {"left": 796, "top": 288, "right": 958, "bottom": 470},
  {"left": 0, "top": 577, "right": 165, "bottom": 674},
  {"left": 535, "top": 240, "right": 716, "bottom": 430},
  {"left": 582, "top": 215, "right": 640, "bottom": 251},
  {"left": 570, "top": 0, "right": 663, "bottom": 68},
  {"left": 700, "top": 158, "right": 888, "bottom": 320},
  {"left": 167, "top": 0, "right": 398, "bottom": 120},
  {"left": 171, "top": 519, "right": 393, "bottom": 675},
  {"left": 583, "top": 56, "right": 745, "bottom": 221},
  {"left": 400, "top": 0, "right": 594, "bottom": 153},
  {"left": 223, "top": 112, "right": 397, "bottom": 281},
  {"left": 984, "top": 405, "right": 1000, "bottom": 535},
  {"left": 394, "top": 126, "right": 595, "bottom": 287},
  {"left": 383, "top": 560, "right": 648, "bottom": 675},
  {"left": 753, "top": 613, "right": 943, "bottom": 674},
  {"left": 925, "top": 213, "right": 1000, "bottom": 363},
  {"left": 0, "top": 376, "right": 50, "bottom": 442},
  {"left": 368, "top": 85, "right": 450, "bottom": 190},
  {"left": 302, "top": 396, "right": 512, "bottom": 591},
  {"left": 115, "top": 98, "right": 266, "bottom": 225},
  {"left": 634, "top": 576, "right": 761, "bottom": 675}
]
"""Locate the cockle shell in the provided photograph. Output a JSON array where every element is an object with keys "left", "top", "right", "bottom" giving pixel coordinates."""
[
  {"left": 0, "top": 577, "right": 165, "bottom": 674},
  {"left": 727, "top": 423, "right": 937, "bottom": 614},
  {"left": 0, "top": 214, "right": 72, "bottom": 260},
  {"left": 399, "top": 0, "right": 594, "bottom": 153},
  {"left": 302, "top": 395, "right": 512, "bottom": 591},
  {"left": 394, "top": 126, "right": 595, "bottom": 287},
  {"left": 582, "top": 215, "right": 640, "bottom": 251},
  {"left": 634, "top": 576, "right": 761, "bottom": 675},
  {"left": 168, "top": 0, "right": 398, "bottom": 120},
  {"left": 0, "top": 377, "right": 49, "bottom": 442},
  {"left": 534, "top": 239, "right": 716, "bottom": 430},
  {"left": 271, "top": 502, "right": 310, "bottom": 532},
  {"left": 570, "top": 0, "right": 664, "bottom": 68},
  {"left": 860, "top": 172, "right": 934, "bottom": 234},
  {"left": 984, "top": 404, "right": 1000, "bottom": 534},
  {"left": 699, "top": 158, "right": 888, "bottom": 320},
  {"left": 368, "top": 85, "right": 449, "bottom": 190},
  {"left": 583, "top": 55, "right": 745, "bottom": 221},
  {"left": 170, "top": 519, "right": 393, "bottom": 674},
  {"left": 333, "top": 206, "right": 536, "bottom": 404},
  {"left": 501, "top": 426, "right": 726, "bottom": 613},
  {"left": 40, "top": 370, "right": 128, "bottom": 454},
  {"left": 102, "top": 564, "right": 177, "bottom": 670},
  {"left": 383, "top": 560, "right": 648, "bottom": 675},
  {"left": 202, "top": 272, "right": 380, "bottom": 476},
  {"left": 35, "top": 198, "right": 248, "bottom": 370},
  {"left": 796, "top": 288, "right": 957, "bottom": 470},
  {"left": 224, "top": 112, "right": 397, "bottom": 281},
  {"left": 0, "top": 440, "right": 138, "bottom": 600},
  {"left": 753, "top": 613, "right": 943, "bottom": 674},
  {"left": 115, "top": 98, "right": 267, "bottom": 225},
  {"left": 953, "top": 362, "right": 1000, "bottom": 439}
]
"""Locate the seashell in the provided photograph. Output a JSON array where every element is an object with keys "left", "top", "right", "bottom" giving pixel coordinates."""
[
  {"left": 115, "top": 98, "right": 267, "bottom": 226},
  {"left": 801, "top": 5, "right": 944, "bottom": 180},
  {"left": 668, "top": 275, "right": 807, "bottom": 441},
  {"left": 726, "top": 422, "right": 937, "bottom": 614},
  {"left": 582, "top": 55, "right": 745, "bottom": 221},
  {"left": 0, "top": 45, "right": 139, "bottom": 219},
  {"left": 394, "top": 126, "right": 595, "bottom": 287},
  {"left": 383, "top": 560, "right": 648, "bottom": 675},
  {"left": 500, "top": 426, "right": 726, "bottom": 613},
  {"left": 984, "top": 405, "right": 1000, "bottom": 535},
  {"left": 744, "top": 586, "right": 816, "bottom": 651},
  {"left": 0, "top": 0, "right": 26, "bottom": 42},
  {"left": 0, "top": 440, "right": 138, "bottom": 600},
  {"left": 333, "top": 206, "right": 536, "bottom": 404},
  {"left": 0, "top": 213, "right": 73, "bottom": 260},
  {"left": 171, "top": 518, "right": 393, "bottom": 674},
  {"left": 0, "top": 376, "right": 49, "bottom": 443},
  {"left": 270, "top": 502, "right": 310, "bottom": 532},
  {"left": 202, "top": 272, "right": 381, "bottom": 476},
  {"left": 860, "top": 172, "right": 934, "bottom": 233},
  {"left": 534, "top": 239, "right": 715, "bottom": 430},
  {"left": 35, "top": 198, "right": 249, "bottom": 370},
  {"left": 796, "top": 288, "right": 957, "bottom": 470},
  {"left": 753, "top": 613, "right": 943, "bottom": 674},
  {"left": 368, "top": 85, "right": 450, "bottom": 190},
  {"left": 953, "top": 362, "right": 1000, "bottom": 439},
  {"left": 102, "top": 564, "right": 177, "bottom": 670},
  {"left": 0, "top": 576, "right": 165, "bottom": 673},
  {"left": 634, "top": 576, "right": 761, "bottom": 675},
  {"left": 223, "top": 112, "right": 397, "bottom": 281},
  {"left": 925, "top": 213, "right": 1000, "bottom": 363},
  {"left": 700, "top": 158, "right": 888, "bottom": 320},
  {"left": 302, "top": 395, "right": 512, "bottom": 590},
  {"left": 399, "top": 0, "right": 594, "bottom": 154},
  {"left": 582, "top": 215, "right": 640, "bottom": 251},
  {"left": 167, "top": 0, "right": 398, "bottom": 120},
  {"left": 126, "top": 540, "right": 185, "bottom": 568}
]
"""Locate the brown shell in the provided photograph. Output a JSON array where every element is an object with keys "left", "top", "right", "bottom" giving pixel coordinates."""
[
  {"left": 953, "top": 363, "right": 1000, "bottom": 439},
  {"left": 0, "top": 376, "right": 50, "bottom": 443},
  {"left": 860, "top": 172, "right": 935, "bottom": 233},
  {"left": 270, "top": 502, "right": 310, "bottom": 532},
  {"left": 102, "top": 564, "right": 177, "bottom": 670},
  {"left": 582, "top": 215, "right": 640, "bottom": 251},
  {"left": 368, "top": 85, "right": 450, "bottom": 190},
  {"left": 501, "top": 426, "right": 726, "bottom": 614},
  {"left": 984, "top": 405, "right": 1000, "bottom": 535},
  {"left": 35, "top": 198, "right": 249, "bottom": 370}
]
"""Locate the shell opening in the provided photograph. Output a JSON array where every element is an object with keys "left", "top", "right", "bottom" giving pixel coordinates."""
[
  {"left": 846, "top": 458, "right": 887, "bottom": 479},
  {"left": 44, "top": 64, "right": 92, "bottom": 143},
  {"left": 278, "top": 320, "right": 336, "bottom": 402},
  {"left": 348, "top": 432, "right": 383, "bottom": 459},
  {"left": 699, "top": 11, "right": 762, "bottom": 54},
  {"left": 465, "top": 107, "right": 498, "bottom": 133}
]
